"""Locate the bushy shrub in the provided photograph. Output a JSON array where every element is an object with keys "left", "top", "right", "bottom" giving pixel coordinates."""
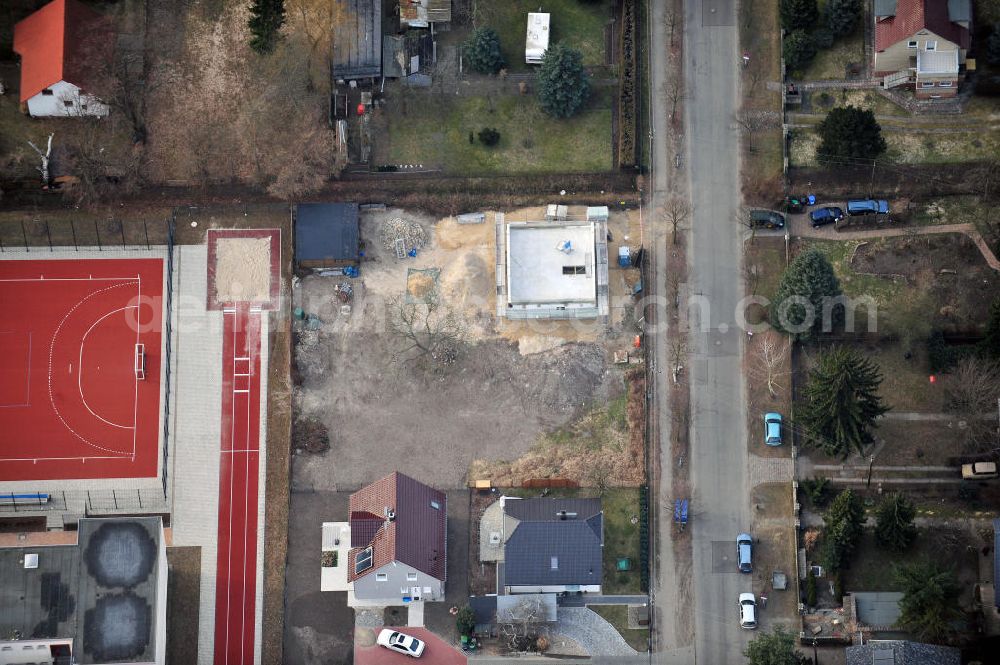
[
  {"left": 478, "top": 127, "right": 501, "bottom": 147},
  {"left": 783, "top": 30, "right": 818, "bottom": 71},
  {"left": 463, "top": 27, "right": 505, "bottom": 74}
]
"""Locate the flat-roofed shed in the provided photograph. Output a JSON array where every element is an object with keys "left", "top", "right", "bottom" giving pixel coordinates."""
[{"left": 295, "top": 203, "right": 360, "bottom": 268}]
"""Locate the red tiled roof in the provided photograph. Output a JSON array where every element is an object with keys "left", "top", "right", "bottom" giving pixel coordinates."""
[
  {"left": 347, "top": 472, "right": 447, "bottom": 583},
  {"left": 12, "top": 0, "right": 111, "bottom": 103},
  {"left": 875, "top": 0, "right": 970, "bottom": 52}
]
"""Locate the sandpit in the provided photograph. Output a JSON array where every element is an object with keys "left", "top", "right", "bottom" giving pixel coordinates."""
[{"left": 215, "top": 236, "right": 271, "bottom": 302}]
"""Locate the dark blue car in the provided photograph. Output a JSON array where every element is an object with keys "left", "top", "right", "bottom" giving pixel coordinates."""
[
  {"left": 846, "top": 199, "right": 889, "bottom": 216},
  {"left": 809, "top": 206, "right": 844, "bottom": 227}
]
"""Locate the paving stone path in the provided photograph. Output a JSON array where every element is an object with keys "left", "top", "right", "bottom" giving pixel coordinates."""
[{"left": 550, "top": 608, "right": 638, "bottom": 657}]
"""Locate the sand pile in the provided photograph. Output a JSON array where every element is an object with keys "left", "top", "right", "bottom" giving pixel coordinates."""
[{"left": 215, "top": 237, "right": 271, "bottom": 302}]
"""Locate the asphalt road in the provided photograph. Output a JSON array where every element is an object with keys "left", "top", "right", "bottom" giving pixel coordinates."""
[{"left": 682, "top": 0, "right": 754, "bottom": 663}]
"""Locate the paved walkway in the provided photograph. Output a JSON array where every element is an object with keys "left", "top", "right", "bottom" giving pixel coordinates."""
[
  {"left": 796, "top": 222, "right": 1000, "bottom": 271},
  {"left": 749, "top": 455, "right": 794, "bottom": 486},
  {"left": 550, "top": 608, "right": 638, "bottom": 657},
  {"left": 559, "top": 594, "right": 649, "bottom": 607},
  {"left": 882, "top": 411, "right": 996, "bottom": 421}
]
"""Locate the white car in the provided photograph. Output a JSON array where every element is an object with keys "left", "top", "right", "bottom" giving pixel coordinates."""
[
  {"left": 738, "top": 592, "right": 758, "bottom": 630},
  {"left": 376, "top": 629, "right": 426, "bottom": 658}
]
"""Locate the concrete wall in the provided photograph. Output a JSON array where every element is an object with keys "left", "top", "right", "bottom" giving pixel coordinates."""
[
  {"left": 353, "top": 561, "right": 444, "bottom": 603},
  {"left": 26, "top": 80, "right": 109, "bottom": 117},
  {"left": 0, "top": 639, "right": 72, "bottom": 665},
  {"left": 873, "top": 29, "right": 960, "bottom": 75},
  {"left": 155, "top": 521, "right": 168, "bottom": 665}
]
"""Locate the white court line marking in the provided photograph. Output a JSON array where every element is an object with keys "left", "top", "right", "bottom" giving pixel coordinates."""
[
  {"left": 48, "top": 283, "right": 136, "bottom": 456},
  {"left": 133, "top": 274, "right": 140, "bottom": 458},
  {"left": 0, "top": 277, "right": 140, "bottom": 282},
  {"left": 0, "top": 454, "right": 132, "bottom": 462},
  {"left": 77, "top": 305, "right": 137, "bottom": 429}
]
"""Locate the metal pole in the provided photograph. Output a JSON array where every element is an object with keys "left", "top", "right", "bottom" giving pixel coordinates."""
[
  {"left": 113, "top": 489, "right": 118, "bottom": 510},
  {"left": 143, "top": 219, "right": 150, "bottom": 250},
  {"left": 95, "top": 220, "right": 102, "bottom": 250},
  {"left": 812, "top": 638, "right": 818, "bottom": 665},
  {"left": 120, "top": 219, "right": 126, "bottom": 249},
  {"left": 866, "top": 454, "right": 875, "bottom": 489},
  {"left": 45, "top": 221, "right": 52, "bottom": 250},
  {"left": 20, "top": 220, "right": 29, "bottom": 252},
  {"left": 869, "top": 159, "right": 877, "bottom": 197},
  {"left": 70, "top": 218, "right": 78, "bottom": 250}
]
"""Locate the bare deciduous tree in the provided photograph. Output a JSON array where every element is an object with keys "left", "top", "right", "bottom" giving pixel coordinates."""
[
  {"left": 745, "top": 57, "right": 765, "bottom": 98},
  {"left": 27, "top": 134, "right": 54, "bottom": 186},
  {"left": 663, "top": 195, "right": 690, "bottom": 245},
  {"left": 947, "top": 357, "right": 1000, "bottom": 452},
  {"left": 388, "top": 295, "right": 467, "bottom": 365},
  {"left": 754, "top": 335, "right": 790, "bottom": 398},
  {"left": 734, "top": 109, "right": 780, "bottom": 153},
  {"left": 663, "top": 76, "right": 684, "bottom": 124},
  {"left": 498, "top": 597, "right": 551, "bottom": 652},
  {"left": 663, "top": 3, "right": 680, "bottom": 46}
]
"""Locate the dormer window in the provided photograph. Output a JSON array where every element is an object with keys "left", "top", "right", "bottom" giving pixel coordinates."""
[{"left": 355, "top": 546, "right": 373, "bottom": 574}]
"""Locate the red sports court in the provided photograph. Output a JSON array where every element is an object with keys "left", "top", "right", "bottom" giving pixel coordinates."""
[{"left": 0, "top": 258, "right": 164, "bottom": 481}]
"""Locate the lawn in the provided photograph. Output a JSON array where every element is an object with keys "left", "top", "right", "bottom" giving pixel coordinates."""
[
  {"left": 503, "top": 486, "right": 644, "bottom": 595},
  {"left": 377, "top": 90, "right": 612, "bottom": 175},
  {"left": 799, "top": 6, "right": 865, "bottom": 81},
  {"left": 840, "top": 528, "right": 980, "bottom": 596},
  {"left": 801, "top": 239, "right": 906, "bottom": 307},
  {"left": 809, "top": 89, "right": 910, "bottom": 117},
  {"left": 745, "top": 237, "right": 786, "bottom": 302},
  {"left": 473, "top": 0, "right": 614, "bottom": 73},
  {"left": 790, "top": 125, "right": 1000, "bottom": 166},
  {"left": 590, "top": 605, "right": 649, "bottom": 652}
]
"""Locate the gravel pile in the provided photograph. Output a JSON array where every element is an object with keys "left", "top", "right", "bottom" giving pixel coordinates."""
[{"left": 379, "top": 217, "right": 426, "bottom": 252}]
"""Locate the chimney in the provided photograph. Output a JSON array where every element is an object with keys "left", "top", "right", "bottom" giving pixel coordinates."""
[{"left": 384, "top": 506, "right": 396, "bottom": 522}]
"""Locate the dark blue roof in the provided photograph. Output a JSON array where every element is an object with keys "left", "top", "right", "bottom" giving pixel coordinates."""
[
  {"left": 295, "top": 203, "right": 359, "bottom": 263},
  {"left": 504, "top": 520, "right": 603, "bottom": 587}
]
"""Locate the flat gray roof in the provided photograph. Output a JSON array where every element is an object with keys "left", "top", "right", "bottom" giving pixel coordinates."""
[
  {"left": 506, "top": 222, "right": 597, "bottom": 306},
  {"left": 0, "top": 517, "right": 162, "bottom": 664},
  {"left": 332, "top": 0, "right": 382, "bottom": 79}
]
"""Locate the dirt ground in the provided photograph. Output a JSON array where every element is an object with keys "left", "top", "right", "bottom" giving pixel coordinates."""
[
  {"left": 291, "top": 207, "right": 642, "bottom": 491},
  {"left": 851, "top": 233, "right": 995, "bottom": 332},
  {"left": 750, "top": 483, "right": 800, "bottom": 633}
]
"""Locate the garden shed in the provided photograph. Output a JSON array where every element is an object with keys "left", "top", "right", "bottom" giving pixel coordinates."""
[{"left": 295, "top": 203, "right": 360, "bottom": 269}]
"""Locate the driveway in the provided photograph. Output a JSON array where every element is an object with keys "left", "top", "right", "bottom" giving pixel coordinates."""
[
  {"left": 683, "top": 0, "right": 753, "bottom": 663},
  {"left": 550, "top": 607, "right": 638, "bottom": 657},
  {"left": 283, "top": 490, "right": 354, "bottom": 665},
  {"left": 355, "top": 627, "right": 467, "bottom": 665},
  {"left": 423, "top": 490, "right": 470, "bottom": 640}
]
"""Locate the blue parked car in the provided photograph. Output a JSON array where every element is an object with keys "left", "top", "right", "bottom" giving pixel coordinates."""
[
  {"left": 764, "top": 413, "right": 782, "bottom": 446},
  {"left": 846, "top": 199, "right": 889, "bottom": 216},
  {"left": 737, "top": 533, "right": 753, "bottom": 573},
  {"left": 809, "top": 206, "right": 843, "bottom": 227}
]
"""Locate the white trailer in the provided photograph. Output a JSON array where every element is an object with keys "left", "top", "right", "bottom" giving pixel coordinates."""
[{"left": 525, "top": 13, "right": 550, "bottom": 64}]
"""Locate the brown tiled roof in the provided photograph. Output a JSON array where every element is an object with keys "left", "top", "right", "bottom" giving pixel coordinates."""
[
  {"left": 875, "top": 0, "right": 970, "bottom": 52},
  {"left": 347, "top": 472, "right": 446, "bottom": 582}
]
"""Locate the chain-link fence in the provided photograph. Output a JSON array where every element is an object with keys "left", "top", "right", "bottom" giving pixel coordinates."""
[{"left": 0, "top": 215, "right": 173, "bottom": 252}]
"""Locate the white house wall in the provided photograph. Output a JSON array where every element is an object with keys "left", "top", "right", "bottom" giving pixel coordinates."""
[{"left": 26, "top": 80, "right": 109, "bottom": 117}]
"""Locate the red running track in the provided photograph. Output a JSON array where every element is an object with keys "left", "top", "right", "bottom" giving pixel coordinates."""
[
  {"left": 213, "top": 304, "right": 262, "bottom": 665},
  {"left": 0, "top": 258, "right": 163, "bottom": 481}
]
